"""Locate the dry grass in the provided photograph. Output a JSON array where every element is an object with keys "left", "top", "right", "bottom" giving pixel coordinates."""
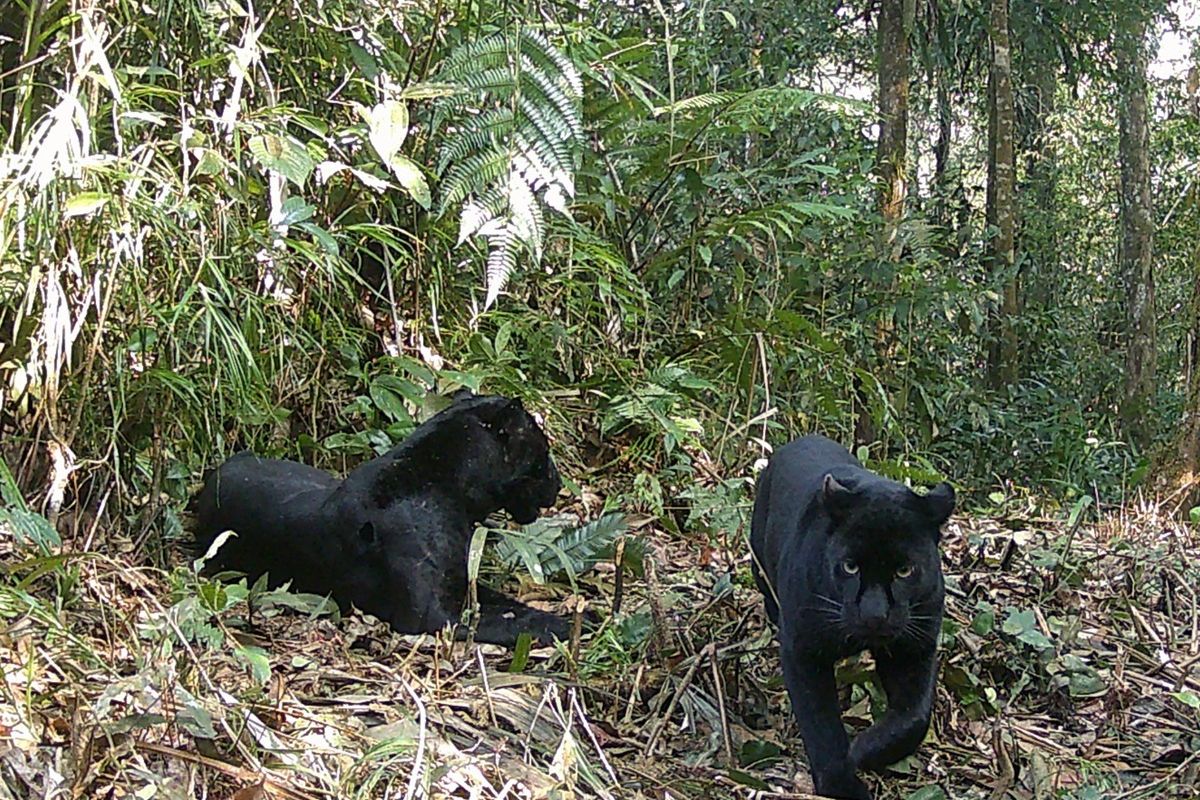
[{"left": 1, "top": 500, "right": 1199, "bottom": 800}]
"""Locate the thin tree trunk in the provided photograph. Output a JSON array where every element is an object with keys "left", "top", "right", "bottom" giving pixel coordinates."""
[
  {"left": 876, "top": 0, "right": 911, "bottom": 266},
  {"left": 1174, "top": 254, "right": 1200, "bottom": 494},
  {"left": 1151, "top": 55, "right": 1197, "bottom": 510},
  {"left": 856, "top": 0, "right": 913, "bottom": 447},
  {"left": 1117, "top": 18, "right": 1156, "bottom": 450},
  {"left": 986, "top": 0, "right": 1018, "bottom": 388},
  {"left": 1019, "top": 31, "right": 1059, "bottom": 311}
]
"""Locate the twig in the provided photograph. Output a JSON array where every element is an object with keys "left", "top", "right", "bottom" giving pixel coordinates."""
[
  {"left": 476, "top": 646, "right": 498, "bottom": 730},
  {"left": 569, "top": 690, "right": 620, "bottom": 789},
  {"left": 644, "top": 645, "right": 706, "bottom": 754},
  {"left": 1110, "top": 749, "right": 1200, "bottom": 800},
  {"left": 612, "top": 536, "right": 626, "bottom": 616},
  {"left": 708, "top": 643, "right": 734, "bottom": 766},
  {"left": 401, "top": 677, "right": 429, "bottom": 800},
  {"left": 570, "top": 595, "right": 585, "bottom": 663}
]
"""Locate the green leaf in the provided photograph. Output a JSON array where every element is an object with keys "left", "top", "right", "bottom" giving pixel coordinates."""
[
  {"left": 1170, "top": 690, "right": 1200, "bottom": 709},
  {"left": 348, "top": 41, "right": 380, "bottom": 80},
  {"left": 365, "top": 99, "right": 409, "bottom": 163},
  {"left": 260, "top": 588, "right": 338, "bottom": 617},
  {"left": 905, "top": 787, "right": 949, "bottom": 800},
  {"left": 248, "top": 134, "right": 314, "bottom": 187},
  {"left": 64, "top": 192, "right": 110, "bottom": 218},
  {"left": 508, "top": 633, "right": 532, "bottom": 673},
  {"left": 970, "top": 605, "right": 995, "bottom": 635},
  {"left": 725, "top": 770, "right": 769, "bottom": 791},
  {"left": 388, "top": 154, "right": 431, "bottom": 210},
  {"left": 107, "top": 713, "right": 168, "bottom": 734},
  {"left": 177, "top": 703, "right": 217, "bottom": 739},
  {"left": 234, "top": 644, "right": 271, "bottom": 684},
  {"left": 495, "top": 513, "right": 629, "bottom": 584},
  {"left": 1066, "top": 667, "right": 1107, "bottom": 698},
  {"left": 277, "top": 196, "right": 314, "bottom": 226},
  {"left": 369, "top": 377, "right": 414, "bottom": 423},
  {"left": 1002, "top": 608, "right": 1053, "bottom": 650},
  {"left": 738, "top": 739, "right": 782, "bottom": 767},
  {"left": 297, "top": 222, "right": 339, "bottom": 256},
  {"left": 0, "top": 508, "right": 61, "bottom": 549}
]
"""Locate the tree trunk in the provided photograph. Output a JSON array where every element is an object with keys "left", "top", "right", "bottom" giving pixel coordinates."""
[
  {"left": 1172, "top": 253, "right": 1200, "bottom": 502},
  {"left": 1117, "top": 18, "right": 1157, "bottom": 450},
  {"left": 1153, "top": 57, "right": 1200, "bottom": 509},
  {"left": 1018, "top": 25, "right": 1059, "bottom": 312},
  {"left": 986, "top": 0, "right": 1018, "bottom": 388},
  {"left": 856, "top": 0, "right": 913, "bottom": 447},
  {"left": 876, "top": 0, "right": 911, "bottom": 266}
]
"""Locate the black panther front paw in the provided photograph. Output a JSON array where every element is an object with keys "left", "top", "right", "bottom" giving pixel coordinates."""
[
  {"left": 849, "top": 713, "right": 928, "bottom": 773},
  {"left": 813, "top": 767, "right": 871, "bottom": 800}
]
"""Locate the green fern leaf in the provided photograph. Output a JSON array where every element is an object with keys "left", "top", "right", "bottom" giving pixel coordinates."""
[
  {"left": 439, "top": 146, "right": 511, "bottom": 215},
  {"left": 521, "top": 30, "right": 582, "bottom": 97},
  {"left": 485, "top": 224, "right": 521, "bottom": 309},
  {"left": 432, "top": 27, "right": 582, "bottom": 307},
  {"left": 435, "top": 108, "right": 516, "bottom": 175},
  {"left": 496, "top": 513, "right": 629, "bottom": 584}
]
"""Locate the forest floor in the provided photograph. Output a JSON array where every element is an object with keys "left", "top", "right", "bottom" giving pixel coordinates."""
[{"left": 1, "top": 496, "right": 1198, "bottom": 800}]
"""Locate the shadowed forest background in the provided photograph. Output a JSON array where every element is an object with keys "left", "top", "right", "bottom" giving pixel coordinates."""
[{"left": 1, "top": 1, "right": 1199, "bottom": 798}]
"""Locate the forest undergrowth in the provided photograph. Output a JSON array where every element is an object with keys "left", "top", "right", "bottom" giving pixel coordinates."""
[{"left": 2, "top": 459, "right": 1198, "bottom": 800}]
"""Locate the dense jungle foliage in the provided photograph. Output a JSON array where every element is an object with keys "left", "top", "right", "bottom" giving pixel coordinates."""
[{"left": 1, "top": 1, "right": 1199, "bottom": 799}]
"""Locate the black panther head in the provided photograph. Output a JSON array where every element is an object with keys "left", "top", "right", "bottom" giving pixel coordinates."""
[
  {"left": 820, "top": 473, "right": 954, "bottom": 646},
  {"left": 366, "top": 393, "right": 561, "bottom": 524},
  {"left": 477, "top": 396, "right": 561, "bottom": 524}
]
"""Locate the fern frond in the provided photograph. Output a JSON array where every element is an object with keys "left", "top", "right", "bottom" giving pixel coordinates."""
[
  {"left": 438, "top": 146, "right": 511, "bottom": 215},
  {"left": 652, "top": 91, "right": 739, "bottom": 116},
  {"left": 495, "top": 513, "right": 629, "bottom": 584},
  {"left": 484, "top": 224, "right": 521, "bottom": 309},
  {"left": 519, "top": 54, "right": 583, "bottom": 141},
  {"left": 435, "top": 108, "right": 516, "bottom": 175},
  {"left": 520, "top": 29, "right": 583, "bottom": 98},
  {"left": 454, "top": 67, "right": 520, "bottom": 101},
  {"left": 517, "top": 97, "right": 577, "bottom": 175},
  {"left": 437, "top": 34, "right": 514, "bottom": 80},
  {"left": 506, "top": 170, "right": 544, "bottom": 259},
  {"left": 433, "top": 27, "right": 582, "bottom": 307}
]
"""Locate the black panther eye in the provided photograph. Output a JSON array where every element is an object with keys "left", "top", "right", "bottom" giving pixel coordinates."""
[
  {"left": 841, "top": 560, "right": 859, "bottom": 575},
  {"left": 895, "top": 564, "right": 914, "bottom": 579}
]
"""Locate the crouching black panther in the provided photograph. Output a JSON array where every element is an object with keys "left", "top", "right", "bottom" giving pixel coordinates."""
[
  {"left": 750, "top": 434, "right": 955, "bottom": 800},
  {"left": 191, "top": 393, "right": 570, "bottom": 647}
]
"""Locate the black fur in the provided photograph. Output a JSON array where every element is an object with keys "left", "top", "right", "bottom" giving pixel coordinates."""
[
  {"left": 750, "top": 434, "right": 955, "bottom": 800},
  {"left": 191, "top": 393, "right": 569, "bottom": 647}
]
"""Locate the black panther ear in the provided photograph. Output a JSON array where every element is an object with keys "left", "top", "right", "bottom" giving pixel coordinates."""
[
  {"left": 492, "top": 397, "right": 527, "bottom": 438},
  {"left": 922, "top": 482, "right": 956, "bottom": 527},
  {"left": 822, "top": 473, "right": 856, "bottom": 522},
  {"left": 450, "top": 388, "right": 476, "bottom": 403},
  {"left": 358, "top": 522, "right": 377, "bottom": 546}
]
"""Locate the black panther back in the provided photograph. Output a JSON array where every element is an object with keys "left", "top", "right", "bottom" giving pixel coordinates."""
[{"left": 750, "top": 434, "right": 955, "bottom": 800}]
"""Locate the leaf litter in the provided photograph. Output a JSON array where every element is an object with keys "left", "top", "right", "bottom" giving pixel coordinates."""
[{"left": 1, "top": 493, "right": 1198, "bottom": 799}]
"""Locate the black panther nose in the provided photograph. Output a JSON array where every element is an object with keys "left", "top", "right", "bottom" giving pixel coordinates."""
[{"left": 860, "top": 615, "right": 890, "bottom": 635}]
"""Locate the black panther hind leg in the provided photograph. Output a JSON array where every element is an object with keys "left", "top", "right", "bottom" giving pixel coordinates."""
[{"left": 750, "top": 465, "right": 780, "bottom": 626}]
